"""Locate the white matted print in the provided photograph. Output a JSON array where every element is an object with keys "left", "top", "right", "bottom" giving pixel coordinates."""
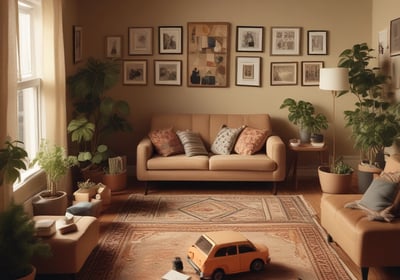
[
  {"left": 236, "top": 57, "right": 261, "bottom": 87},
  {"left": 307, "top": 30, "right": 328, "bottom": 55},
  {"left": 270, "top": 27, "right": 301, "bottom": 56},
  {"left": 270, "top": 62, "right": 298, "bottom": 86},
  {"left": 128, "top": 27, "right": 153, "bottom": 55},
  {"left": 154, "top": 60, "right": 182, "bottom": 86},
  {"left": 123, "top": 60, "right": 147, "bottom": 85},
  {"left": 159, "top": 26, "right": 183, "bottom": 54},
  {"left": 105, "top": 36, "right": 122, "bottom": 58}
]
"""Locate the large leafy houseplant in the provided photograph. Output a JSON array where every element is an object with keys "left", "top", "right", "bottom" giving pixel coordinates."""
[
  {"left": 31, "top": 140, "right": 78, "bottom": 197},
  {"left": 67, "top": 58, "right": 132, "bottom": 173},
  {"left": 280, "top": 98, "right": 328, "bottom": 142},
  {"left": 338, "top": 43, "right": 400, "bottom": 167}
]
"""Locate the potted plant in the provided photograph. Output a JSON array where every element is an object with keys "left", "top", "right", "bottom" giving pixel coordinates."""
[
  {"left": 30, "top": 139, "right": 78, "bottom": 215},
  {"left": 67, "top": 58, "right": 132, "bottom": 182},
  {"left": 0, "top": 202, "right": 51, "bottom": 280},
  {"left": 337, "top": 42, "right": 400, "bottom": 192},
  {"left": 318, "top": 157, "right": 354, "bottom": 194},
  {"left": 280, "top": 98, "right": 328, "bottom": 143},
  {"left": 102, "top": 155, "right": 127, "bottom": 191}
]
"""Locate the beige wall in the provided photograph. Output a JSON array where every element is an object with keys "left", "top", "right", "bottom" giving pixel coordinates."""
[{"left": 64, "top": 0, "right": 382, "bottom": 166}]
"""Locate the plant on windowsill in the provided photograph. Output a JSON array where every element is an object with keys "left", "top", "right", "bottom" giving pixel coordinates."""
[
  {"left": 67, "top": 58, "right": 132, "bottom": 182},
  {"left": 0, "top": 139, "right": 28, "bottom": 186},
  {"left": 280, "top": 98, "right": 328, "bottom": 143},
  {"left": 337, "top": 42, "right": 400, "bottom": 192},
  {"left": 30, "top": 139, "right": 78, "bottom": 215}
]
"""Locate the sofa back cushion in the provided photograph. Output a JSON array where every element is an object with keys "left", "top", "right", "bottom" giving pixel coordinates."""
[{"left": 150, "top": 114, "right": 272, "bottom": 150}]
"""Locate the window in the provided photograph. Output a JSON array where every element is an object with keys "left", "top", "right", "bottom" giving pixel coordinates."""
[
  {"left": 15, "top": 0, "right": 42, "bottom": 189},
  {"left": 239, "top": 244, "right": 255, "bottom": 254}
]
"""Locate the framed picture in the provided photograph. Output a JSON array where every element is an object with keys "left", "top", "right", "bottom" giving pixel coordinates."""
[
  {"left": 307, "top": 30, "right": 328, "bottom": 55},
  {"left": 270, "top": 27, "right": 301, "bottom": 56},
  {"left": 123, "top": 60, "right": 147, "bottom": 85},
  {"left": 128, "top": 27, "right": 153, "bottom": 55},
  {"left": 390, "top": 17, "right": 400, "bottom": 56},
  {"left": 73, "top": 25, "right": 83, "bottom": 63},
  {"left": 159, "top": 26, "right": 183, "bottom": 54},
  {"left": 301, "top": 61, "right": 324, "bottom": 86},
  {"left": 154, "top": 60, "right": 182, "bottom": 86},
  {"left": 236, "top": 56, "right": 261, "bottom": 87},
  {"left": 270, "top": 62, "right": 298, "bottom": 86},
  {"left": 236, "top": 26, "right": 264, "bottom": 52},
  {"left": 187, "top": 22, "right": 230, "bottom": 87},
  {"left": 105, "top": 36, "right": 122, "bottom": 58}
]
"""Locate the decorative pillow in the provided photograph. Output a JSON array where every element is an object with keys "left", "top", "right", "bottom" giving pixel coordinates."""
[
  {"left": 345, "top": 178, "right": 400, "bottom": 222},
  {"left": 148, "top": 128, "right": 184, "bottom": 157},
  {"left": 176, "top": 130, "right": 208, "bottom": 157},
  {"left": 211, "top": 125, "right": 245, "bottom": 155},
  {"left": 234, "top": 127, "right": 269, "bottom": 155}
]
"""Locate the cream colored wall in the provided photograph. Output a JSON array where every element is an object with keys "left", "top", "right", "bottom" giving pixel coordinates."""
[{"left": 65, "top": 0, "right": 375, "bottom": 165}]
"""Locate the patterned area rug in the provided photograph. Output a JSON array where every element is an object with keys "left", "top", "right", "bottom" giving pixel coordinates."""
[{"left": 78, "top": 195, "right": 356, "bottom": 280}]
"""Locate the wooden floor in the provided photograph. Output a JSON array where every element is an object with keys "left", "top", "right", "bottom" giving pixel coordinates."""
[{"left": 99, "top": 174, "right": 400, "bottom": 280}]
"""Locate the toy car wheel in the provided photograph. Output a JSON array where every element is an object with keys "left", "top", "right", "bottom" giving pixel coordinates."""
[
  {"left": 212, "top": 269, "right": 225, "bottom": 280},
  {"left": 250, "top": 259, "right": 265, "bottom": 272}
]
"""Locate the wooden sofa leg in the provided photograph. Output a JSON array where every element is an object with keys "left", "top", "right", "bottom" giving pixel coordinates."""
[
  {"left": 327, "top": 234, "right": 333, "bottom": 243},
  {"left": 144, "top": 182, "right": 149, "bottom": 195},
  {"left": 272, "top": 182, "right": 278, "bottom": 195},
  {"left": 361, "top": 267, "right": 369, "bottom": 280}
]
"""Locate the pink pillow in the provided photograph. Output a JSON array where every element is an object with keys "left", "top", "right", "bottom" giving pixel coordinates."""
[
  {"left": 234, "top": 127, "right": 269, "bottom": 155},
  {"left": 148, "top": 128, "right": 184, "bottom": 156}
]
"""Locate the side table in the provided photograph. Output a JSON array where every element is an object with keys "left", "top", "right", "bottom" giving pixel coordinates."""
[{"left": 288, "top": 143, "right": 328, "bottom": 189}]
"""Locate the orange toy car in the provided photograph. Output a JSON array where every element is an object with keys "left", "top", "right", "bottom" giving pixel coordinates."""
[{"left": 187, "top": 231, "right": 270, "bottom": 280}]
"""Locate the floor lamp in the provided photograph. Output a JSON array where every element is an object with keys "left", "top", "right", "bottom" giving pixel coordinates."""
[{"left": 319, "top": 67, "right": 349, "bottom": 166}]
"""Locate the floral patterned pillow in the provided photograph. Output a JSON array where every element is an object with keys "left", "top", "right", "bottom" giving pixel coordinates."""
[
  {"left": 148, "top": 127, "right": 184, "bottom": 156},
  {"left": 234, "top": 127, "right": 270, "bottom": 155}
]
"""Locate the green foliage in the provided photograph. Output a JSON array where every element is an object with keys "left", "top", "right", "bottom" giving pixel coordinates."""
[
  {"left": 280, "top": 98, "right": 328, "bottom": 134},
  {"left": 31, "top": 140, "right": 78, "bottom": 195},
  {"left": 330, "top": 157, "right": 353, "bottom": 174},
  {"left": 67, "top": 58, "right": 132, "bottom": 169},
  {"left": 0, "top": 140, "right": 28, "bottom": 185},
  {"left": 0, "top": 202, "right": 51, "bottom": 279},
  {"left": 338, "top": 43, "right": 400, "bottom": 165},
  {"left": 77, "top": 179, "right": 96, "bottom": 189}
]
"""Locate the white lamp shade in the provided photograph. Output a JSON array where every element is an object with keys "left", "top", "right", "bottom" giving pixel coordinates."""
[{"left": 319, "top": 67, "right": 349, "bottom": 91}]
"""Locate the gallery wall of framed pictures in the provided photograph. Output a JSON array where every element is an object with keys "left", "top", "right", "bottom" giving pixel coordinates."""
[{"left": 94, "top": 16, "right": 400, "bottom": 88}]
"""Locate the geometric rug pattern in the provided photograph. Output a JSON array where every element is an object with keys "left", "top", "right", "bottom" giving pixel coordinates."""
[{"left": 77, "top": 194, "right": 356, "bottom": 280}]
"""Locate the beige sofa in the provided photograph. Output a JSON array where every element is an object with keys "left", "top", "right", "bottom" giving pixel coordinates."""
[
  {"left": 136, "top": 113, "right": 286, "bottom": 194},
  {"left": 320, "top": 154, "right": 400, "bottom": 280}
]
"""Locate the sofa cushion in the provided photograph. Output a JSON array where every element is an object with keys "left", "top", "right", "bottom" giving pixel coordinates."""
[
  {"left": 345, "top": 178, "right": 400, "bottom": 222},
  {"left": 147, "top": 154, "right": 209, "bottom": 170},
  {"left": 209, "top": 154, "right": 277, "bottom": 171},
  {"left": 234, "top": 127, "right": 269, "bottom": 155},
  {"left": 148, "top": 127, "right": 184, "bottom": 156},
  {"left": 211, "top": 125, "right": 245, "bottom": 155},
  {"left": 176, "top": 130, "right": 208, "bottom": 157}
]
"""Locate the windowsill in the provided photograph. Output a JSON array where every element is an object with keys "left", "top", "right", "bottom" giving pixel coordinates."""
[{"left": 13, "top": 168, "right": 46, "bottom": 205}]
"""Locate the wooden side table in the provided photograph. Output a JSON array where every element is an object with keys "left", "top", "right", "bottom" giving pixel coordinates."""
[{"left": 288, "top": 143, "right": 328, "bottom": 189}]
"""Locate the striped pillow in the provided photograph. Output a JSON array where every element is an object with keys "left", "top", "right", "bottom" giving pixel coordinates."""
[{"left": 176, "top": 130, "right": 208, "bottom": 157}]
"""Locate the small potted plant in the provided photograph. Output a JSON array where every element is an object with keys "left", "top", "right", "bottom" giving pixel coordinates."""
[
  {"left": 73, "top": 179, "right": 99, "bottom": 202},
  {"left": 280, "top": 98, "right": 328, "bottom": 143},
  {"left": 30, "top": 139, "right": 78, "bottom": 215},
  {"left": 318, "top": 157, "right": 354, "bottom": 194},
  {"left": 102, "top": 155, "right": 127, "bottom": 192}
]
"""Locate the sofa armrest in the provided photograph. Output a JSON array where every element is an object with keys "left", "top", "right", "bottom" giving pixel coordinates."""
[
  {"left": 136, "top": 137, "right": 154, "bottom": 180},
  {"left": 266, "top": 135, "right": 286, "bottom": 181}
]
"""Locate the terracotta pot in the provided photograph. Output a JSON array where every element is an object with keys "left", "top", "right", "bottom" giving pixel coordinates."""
[
  {"left": 32, "top": 190, "right": 68, "bottom": 215},
  {"left": 318, "top": 166, "right": 353, "bottom": 194},
  {"left": 102, "top": 171, "right": 127, "bottom": 192}
]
